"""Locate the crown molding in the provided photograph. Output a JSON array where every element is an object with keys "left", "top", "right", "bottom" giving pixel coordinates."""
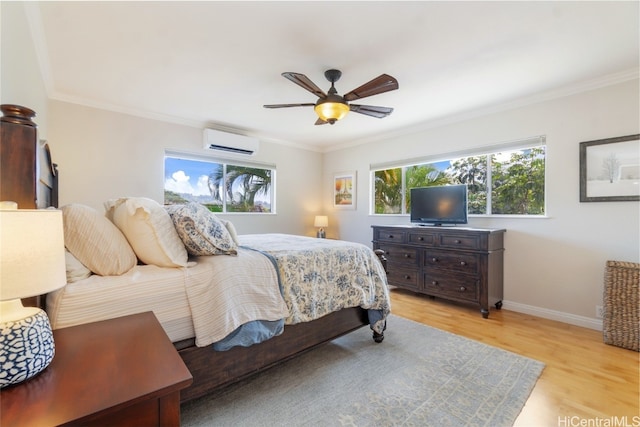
[
  {"left": 323, "top": 68, "right": 640, "bottom": 153},
  {"left": 25, "top": 0, "right": 637, "bottom": 155}
]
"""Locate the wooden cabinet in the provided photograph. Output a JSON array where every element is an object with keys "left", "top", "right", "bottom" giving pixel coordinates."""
[
  {"left": 0, "top": 104, "right": 58, "bottom": 209},
  {"left": 372, "top": 225, "right": 505, "bottom": 318},
  {"left": 0, "top": 312, "right": 193, "bottom": 427}
]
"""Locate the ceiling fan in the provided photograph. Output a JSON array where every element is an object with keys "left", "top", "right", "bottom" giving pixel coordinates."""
[{"left": 263, "top": 69, "right": 399, "bottom": 125}]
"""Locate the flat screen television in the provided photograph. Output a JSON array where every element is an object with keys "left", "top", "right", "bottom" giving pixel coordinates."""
[{"left": 410, "top": 184, "right": 468, "bottom": 226}]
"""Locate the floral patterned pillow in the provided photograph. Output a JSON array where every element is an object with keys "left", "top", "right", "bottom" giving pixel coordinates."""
[{"left": 165, "top": 203, "right": 238, "bottom": 256}]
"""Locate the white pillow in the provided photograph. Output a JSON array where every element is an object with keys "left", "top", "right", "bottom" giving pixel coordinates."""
[
  {"left": 219, "top": 218, "right": 240, "bottom": 246},
  {"left": 105, "top": 197, "right": 188, "bottom": 268},
  {"left": 65, "top": 250, "right": 92, "bottom": 283},
  {"left": 61, "top": 204, "right": 137, "bottom": 276}
]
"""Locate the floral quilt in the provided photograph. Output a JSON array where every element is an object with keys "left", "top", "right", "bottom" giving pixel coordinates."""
[{"left": 239, "top": 234, "right": 390, "bottom": 334}]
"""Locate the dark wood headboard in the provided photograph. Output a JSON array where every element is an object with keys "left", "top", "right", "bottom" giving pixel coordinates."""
[
  {"left": 0, "top": 104, "right": 59, "bottom": 209},
  {"left": 1, "top": 105, "right": 59, "bottom": 309}
]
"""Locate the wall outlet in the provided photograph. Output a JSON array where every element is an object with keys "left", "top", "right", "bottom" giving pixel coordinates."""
[{"left": 596, "top": 305, "right": 604, "bottom": 319}]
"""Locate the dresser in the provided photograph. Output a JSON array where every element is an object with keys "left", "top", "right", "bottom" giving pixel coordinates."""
[{"left": 372, "top": 225, "right": 505, "bottom": 318}]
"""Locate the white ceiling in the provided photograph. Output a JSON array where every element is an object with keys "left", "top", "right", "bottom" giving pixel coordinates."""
[{"left": 27, "top": 1, "right": 639, "bottom": 151}]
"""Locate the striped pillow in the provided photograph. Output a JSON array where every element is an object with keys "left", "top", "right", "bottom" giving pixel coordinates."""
[{"left": 61, "top": 204, "right": 136, "bottom": 276}]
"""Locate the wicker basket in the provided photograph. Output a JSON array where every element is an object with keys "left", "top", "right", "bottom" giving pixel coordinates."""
[{"left": 603, "top": 260, "right": 639, "bottom": 351}]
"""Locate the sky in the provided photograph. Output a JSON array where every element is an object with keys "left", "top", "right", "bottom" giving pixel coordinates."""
[
  {"left": 164, "top": 157, "right": 219, "bottom": 196},
  {"left": 164, "top": 157, "right": 272, "bottom": 205}
]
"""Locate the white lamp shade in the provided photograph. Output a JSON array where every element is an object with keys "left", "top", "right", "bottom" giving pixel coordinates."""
[
  {"left": 314, "top": 216, "right": 329, "bottom": 228},
  {"left": 0, "top": 210, "right": 66, "bottom": 301}
]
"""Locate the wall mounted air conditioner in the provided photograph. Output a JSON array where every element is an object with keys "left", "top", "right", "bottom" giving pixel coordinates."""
[{"left": 203, "top": 128, "right": 259, "bottom": 156}]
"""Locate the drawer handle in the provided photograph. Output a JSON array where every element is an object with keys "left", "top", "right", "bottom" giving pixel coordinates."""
[
  {"left": 418, "top": 236, "right": 424, "bottom": 241},
  {"left": 432, "top": 280, "right": 439, "bottom": 286},
  {"left": 404, "top": 275, "right": 411, "bottom": 280},
  {"left": 459, "top": 286, "right": 466, "bottom": 292},
  {"left": 387, "top": 234, "right": 394, "bottom": 239},
  {"left": 404, "top": 254, "right": 411, "bottom": 258},
  {"left": 431, "top": 257, "right": 438, "bottom": 262},
  {"left": 454, "top": 239, "right": 461, "bottom": 244},
  {"left": 460, "top": 261, "right": 466, "bottom": 266}
]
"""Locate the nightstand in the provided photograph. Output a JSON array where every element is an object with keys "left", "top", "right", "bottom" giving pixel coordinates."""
[{"left": 1, "top": 312, "right": 193, "bottom": 426}]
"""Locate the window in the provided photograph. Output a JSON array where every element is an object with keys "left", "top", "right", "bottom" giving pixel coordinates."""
[
  {"left": 372, "top": 139, "right": 546, "bottom": 216},
  {"left": 164, "top": 153, "right": 275, "bottom": 213}
]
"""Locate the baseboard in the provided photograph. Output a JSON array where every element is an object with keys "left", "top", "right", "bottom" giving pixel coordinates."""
[{"left": 502, "top": 300, "right": 603, "bottom": 331}]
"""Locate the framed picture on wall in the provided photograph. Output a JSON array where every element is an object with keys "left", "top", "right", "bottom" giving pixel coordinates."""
[
  {"left": 334, "top": 171, "right": 356, "bottom": 209},
  {"left": 579, "top": 134, "right": 640, "bottom": 202}
]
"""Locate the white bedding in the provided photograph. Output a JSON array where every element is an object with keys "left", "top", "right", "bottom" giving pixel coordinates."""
[
  {"left": 182, "top": 248, "right": 288, "bottom": 346},
  {"left": 47, "top": 263, "right": 195, "bottom": 342},
  {"left": 48, "top": 234, "right": 389, "bottom": 347},
  {"left": 47, "top": 247, "right": 288, "bottom": 345}
]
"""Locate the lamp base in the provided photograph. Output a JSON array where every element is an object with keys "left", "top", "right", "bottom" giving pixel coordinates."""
[{"left": 0, "top": 306, "right": 55, "bottom": 388}]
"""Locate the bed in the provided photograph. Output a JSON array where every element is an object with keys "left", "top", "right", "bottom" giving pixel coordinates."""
[
  {"left": 46, "top": 199, "right": 390, "bottom": 403},
  {"left": 4, "top": 105, "right": 390, "bottom": 403}
]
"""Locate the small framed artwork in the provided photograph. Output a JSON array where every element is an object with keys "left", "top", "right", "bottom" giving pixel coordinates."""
[
  {"left": 579, "top": 134, "right": 640, "bottom": 202},
  {"left": 334, "top": 171, "right": 356, "bottom": 209}
]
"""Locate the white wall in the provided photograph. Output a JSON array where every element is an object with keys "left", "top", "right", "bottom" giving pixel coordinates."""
[
  {"left": 1, "top": 2, "right": 49, "bottom": 134},
  {"left": 48, "top": 100, "right": 324, "bottom": 236},
  {"left": 4, "top": 1, "right": 638, "bottom": 329},
  {"left": 323, "top": 78, "right": 640, "bottom": 329}
]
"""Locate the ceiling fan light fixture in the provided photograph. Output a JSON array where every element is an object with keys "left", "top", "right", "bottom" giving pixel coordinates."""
[
  {"left": 314, "top": 100, "right": 349, "bottom": 124},
  {"left": 265, "top": 69, "right": 398, "bottom": 126}
]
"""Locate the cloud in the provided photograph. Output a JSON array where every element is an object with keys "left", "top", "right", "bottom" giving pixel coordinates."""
[
  {"left": 194, "top": 175, "right": 211, "bottom": 196},
  {"left": 165, "top": 170, "right": 211, "bottom": 196}
]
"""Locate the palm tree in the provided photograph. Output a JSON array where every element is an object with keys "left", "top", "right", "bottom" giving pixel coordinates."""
[
  {"left": 374, "top": 168, "right": 403, "bottom": 213},
  {"left": 405, "top": 164, "right": 451, "bottom": 211},
  {"left": 209, "top": 166, "right": 271, "bottom": 212}
]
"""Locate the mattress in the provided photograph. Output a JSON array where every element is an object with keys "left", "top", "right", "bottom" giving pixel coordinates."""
[
  {"left": 47, "top": 234, "right": 390, "bottom": 346},
  {"left": 47, "top": 263, "right": 195, "bottom": 342},
  {"left": 47, "top": 247, "right": 289, "bottom": 345}
]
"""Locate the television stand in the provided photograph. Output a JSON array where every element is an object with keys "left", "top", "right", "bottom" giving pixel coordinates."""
[{"left": 372, "top": 225, "right": 505, "bottom": 318}]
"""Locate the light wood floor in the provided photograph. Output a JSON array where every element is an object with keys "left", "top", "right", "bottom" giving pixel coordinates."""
[{"left": 389, "top": 288, "right": 640, "bottom": 426}]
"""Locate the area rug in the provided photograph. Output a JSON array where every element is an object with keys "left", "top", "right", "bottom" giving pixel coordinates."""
[{"left": 181, "top": 314, "right": 544, "bottom": 427}]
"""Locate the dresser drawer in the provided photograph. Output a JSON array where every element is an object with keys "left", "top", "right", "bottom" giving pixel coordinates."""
[
  {"left": 386, "top": 266, "right": 419, "bottom": 291},
  {"left": 437, "top": 234, "right": 481, "bottom": 250},
  {"left": 423, "top": 272, "right": 478, "bottom": 302},
  {"left": 378, "top": 244, "right": 419, "bottom": 266},
  {"left": 408, "top": 232, "right": 435, "bottom": 246},
  {"left": 375, "top": 229, "right": 407, "bottom": 243},
  {"left": 424, "top": 251, "right": 479, "bottom": 274}
]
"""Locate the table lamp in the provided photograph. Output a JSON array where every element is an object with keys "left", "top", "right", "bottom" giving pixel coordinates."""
[
  {"left": 314, "top": 215, "right": 328, "bottom": 238},
  {"left": 0, "top": 208, "right": 66, "bottom": 388}
]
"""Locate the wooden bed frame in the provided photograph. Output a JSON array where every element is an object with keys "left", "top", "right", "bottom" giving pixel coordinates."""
[
  {"left": 175, "top": 306, "right": 371, "bottom": 402},
  {"left": 4, "top": 104, "right": 386, "bottom": 404}
]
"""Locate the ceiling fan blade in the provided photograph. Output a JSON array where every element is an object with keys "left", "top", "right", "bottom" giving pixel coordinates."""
[
  {"left": 349, "top": 104, "right": 394, "bottom": 118},
  {"left": 343, "top": 74, "right": 399, "bottom": 101},
  {"left": 282, "top": 72, "right": 327, "bottom": 99},
  {"left": 315, "top": 118, "right": 329, "bottom": 126},
  {"left": 263, "top": 103, "right": 315, "bottom": 109}
]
